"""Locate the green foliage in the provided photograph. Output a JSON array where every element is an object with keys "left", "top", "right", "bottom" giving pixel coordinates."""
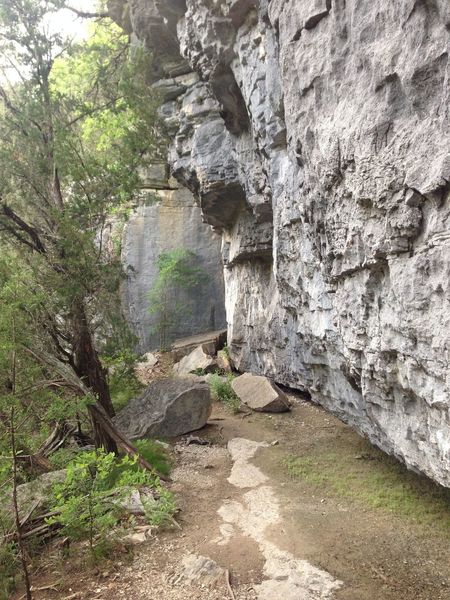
[
  {"left": 208, "top": 373, "right": 240, "bottom": 413},
  {"left": 143, "top": 484, "right": 177, "bottom": 528},
  {"left": 48, "top": 449, "right": 175, "bottom": 559},
  {"left": 148, "top": 249, "right": 209, "bottom": 350},
  {"left": 0, "top": 540, "right": 18, "bottom": 600},
  {"left": 0, "top": 507, "right": 18, "bottom": 600},
  {"left": 103, "top": 350, "right": 143, "bottom": 411},
  {"left": 0, "top": 0, "right": 164, "bottom": 442},
  {"left": 47, "top": 447, "right": 79, "bottom": 470},
  {"left": 134, "top": 439, "right": 171, "bottom": 477}
]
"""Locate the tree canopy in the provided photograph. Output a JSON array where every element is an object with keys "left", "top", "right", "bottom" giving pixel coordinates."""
[{"left": 0, "top": 0, "right": 165, "bottom": 454}]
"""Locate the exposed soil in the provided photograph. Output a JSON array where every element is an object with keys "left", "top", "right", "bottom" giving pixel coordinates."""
[{"left": 12, "top": 395, "right": 450, "bottom": 599}]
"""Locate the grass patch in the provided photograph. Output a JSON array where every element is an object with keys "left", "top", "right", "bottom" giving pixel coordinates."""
[
  {"left": 208, "top": 373, "right": 240, "bottom": 413},
  {"left": 134, "top": 439, "right": 171, "bottom": 477},
  {"left": 284, "top": 445, "right": 450, "bottom": 534}
]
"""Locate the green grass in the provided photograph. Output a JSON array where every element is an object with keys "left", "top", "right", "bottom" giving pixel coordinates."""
[
  {"left": 208, "top": 372, "right": 240, "bottom": 413},
  {"left": 284, "top": 445, "right": 450, "bottom": 534},
  {"left": 134, "top": 439, "right": 171, "bottom": 477}
]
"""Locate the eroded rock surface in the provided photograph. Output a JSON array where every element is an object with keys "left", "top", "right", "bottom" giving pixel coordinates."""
[
  {"left": 121, "top": 165, "right": 226, "bottom": 353},
  {"left": 112, "top": 1, "right": 450, "bottom": 486},
  {"left": 114, "top": 379, "right": 212, "bottom": 439}
]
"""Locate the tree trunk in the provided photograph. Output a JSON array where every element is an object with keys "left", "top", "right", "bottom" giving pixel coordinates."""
[
  {"left": 11, "top": 409, "right": 33, "bottom": 600},
  {"left": 72, "top": 300, "right": 117, "bottom": 453}
]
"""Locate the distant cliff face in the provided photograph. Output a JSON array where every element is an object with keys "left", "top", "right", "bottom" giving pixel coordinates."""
[
  {"left": 112, "top": 0, "right": 450, "bottom": 486},
  {"left": 121, "top": 164, "right": 226, "bottom": 352}
]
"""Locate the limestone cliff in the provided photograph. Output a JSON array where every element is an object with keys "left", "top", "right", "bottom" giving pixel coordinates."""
[
  {"left": 121, "top": 163, "right": 226, "bottom": 352},
  {"left": 112, "top": 0, "right": 450, "bottom": 487}
]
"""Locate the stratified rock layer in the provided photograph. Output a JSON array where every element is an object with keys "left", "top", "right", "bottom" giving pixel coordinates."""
[{"left": 113, "top": 1, "right": 450, "bottom": 486}]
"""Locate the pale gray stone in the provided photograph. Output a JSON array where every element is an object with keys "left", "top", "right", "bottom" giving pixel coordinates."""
[
  {"left": 173, "top": 345, "right": 217, "bottom": 377},
  {"left": 112, "top": 0, "right": 450, "bottom": 487},
  {"left": 232, "top": 373, "right": 291, "bottom": 413},
  {"left": 171, "top": 329, "right": 227, "bottom": 361}
]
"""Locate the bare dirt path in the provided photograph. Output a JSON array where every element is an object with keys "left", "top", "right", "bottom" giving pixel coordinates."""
[{"left": 17, "top": 396, "right": 450, "bottom": 599}]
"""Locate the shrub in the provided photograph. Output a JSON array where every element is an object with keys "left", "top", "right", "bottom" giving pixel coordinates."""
[
  {"left": 134, "top": 439, "right": 171, "bottom": 477},
  {"left": 48, "top": 449, "right": 175, "bottom": 560},
  {"left": 208, "top": 373, "right": 240, "bottom": 413}
]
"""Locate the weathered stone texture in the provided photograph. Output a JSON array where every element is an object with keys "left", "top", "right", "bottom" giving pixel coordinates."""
[
  {"left": 114, "top": 378, "right": 212, "bottom": 439},
  {"left": 118, "top": 0, "right": 450, "bottom": 486},
  {"left": 121, "top": 171, "right": 226, "bottom": 353}
]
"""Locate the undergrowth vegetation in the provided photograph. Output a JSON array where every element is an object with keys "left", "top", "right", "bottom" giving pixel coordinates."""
[
  {"left": 104, "top": 351, "right": 144, "bottom": 412},
  {"left": 208, "top": 373, "right": 241, "bottom": 413},
  {"left": 48, "top": 449, "right": 175, "bottom": 560}
]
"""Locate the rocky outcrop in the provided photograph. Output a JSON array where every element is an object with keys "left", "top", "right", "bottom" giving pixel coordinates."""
[
  {"left": 121, "top": 163, "right": 226, "bottom": 352},
  {"left": 112, "top": 1, "right": 450, "bottom": 486}
]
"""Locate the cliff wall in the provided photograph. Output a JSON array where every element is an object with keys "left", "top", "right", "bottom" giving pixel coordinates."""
[
  {"left": 121, "top": 163, "right": 226, "bottom": 352},
  {"left": 112, "top": 0, "right": 450, "bottom": 486}
]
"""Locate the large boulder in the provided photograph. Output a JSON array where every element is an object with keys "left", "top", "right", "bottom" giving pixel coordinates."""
[
  {"left": 173, "top": 345, "right": 217, "bottom": 377},
  {"left": 231, "top": 374, "right": 291, "bottom": 413},
  {"left": 113, "top": 378, "right": 212, "bottom": 439}
]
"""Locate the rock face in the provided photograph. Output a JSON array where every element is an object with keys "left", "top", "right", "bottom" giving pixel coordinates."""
[
  {"left": 121, "top": 164, "right": 226, "bottom": 352},
  {"left": 113, "top": 1, "right": 450, "bottom": 486},
  {"left": 232, "top": 373, "right": 291, "bottom": 412},
  {"left": 114, "top": 379, "right": 212, "bottom": 439}
]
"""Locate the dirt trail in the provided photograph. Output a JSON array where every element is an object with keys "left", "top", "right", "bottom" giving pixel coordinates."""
[{"left": 19, "top": 396, "right": 450, "bottom": 599}]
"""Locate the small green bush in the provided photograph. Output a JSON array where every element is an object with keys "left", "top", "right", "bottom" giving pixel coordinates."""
[
  {"left": 48, "top": 449, "right": 175, "bottom": 560},
  {"left": 208, "top": 373, "right": 240, "bottom": 413},
  {"left": 143, "top": 484, "right": 177, "bottom": 528},
  {"left": 48, "top": 447, "right": 79, "bottom": 470}
]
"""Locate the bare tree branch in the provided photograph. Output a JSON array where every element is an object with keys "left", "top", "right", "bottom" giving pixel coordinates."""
[
  {"left": 66, "top": 6, "right": 109, "bottom": 19},
  {"left": 0, "top": 203, "right": 47, "bottom": 253}
]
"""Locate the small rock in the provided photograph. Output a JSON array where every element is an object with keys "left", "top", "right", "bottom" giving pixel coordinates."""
[
  {"left": 216, "top": 349, "right": 232, "bottom": 372},
  {"left": 271, "top": 440, "right": 280, "bottom": 446},
  {"left": 184, "top": 435, "right": 210, "bottom": 445},
  {"left": 232, "top": 373, "right": 291, "bottom": 413},
  {"left": 172, "top": 554, "right": 226, "bottom": 588}
]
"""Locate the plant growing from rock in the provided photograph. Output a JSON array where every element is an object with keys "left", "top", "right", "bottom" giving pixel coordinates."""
[{"left": 148, "top": 249, "right": 208, "bottom": 350}]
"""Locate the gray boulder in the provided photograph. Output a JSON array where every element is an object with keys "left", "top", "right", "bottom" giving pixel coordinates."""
[
  {"left": 114, "top": 378, "right": 212, "bottom": 439},
  {"left": 173, "top": 344, "right": 217, "bottom": 377},
  {"left": 231, "top": 374, "right": 291, "bottom": 413},
  {"left": 2, "top": 470, "right": 66, "bottom": 521}
]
